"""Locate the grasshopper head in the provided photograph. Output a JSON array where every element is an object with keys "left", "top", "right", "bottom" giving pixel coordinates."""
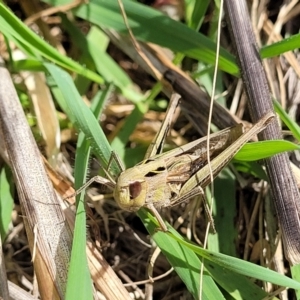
[{"left": 114, "top": 168, "right": 148, "bottom": 211}]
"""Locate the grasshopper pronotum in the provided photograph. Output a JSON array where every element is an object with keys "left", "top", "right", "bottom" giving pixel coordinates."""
[{"left": 76, "top": 93, "right": 274, "bottom": 232}]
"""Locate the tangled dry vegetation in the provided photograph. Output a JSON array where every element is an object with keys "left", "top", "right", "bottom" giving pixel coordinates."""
[{"left": 1, "top": 0, "right": 300, "bottom": 299}]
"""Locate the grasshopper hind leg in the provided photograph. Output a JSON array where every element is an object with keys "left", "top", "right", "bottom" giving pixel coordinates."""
[{"left": 171, "top": 186, "right": 216, "bottom": 233}]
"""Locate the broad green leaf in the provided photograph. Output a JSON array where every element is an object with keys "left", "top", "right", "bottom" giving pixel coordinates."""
[{"left": 235, "top": 140, "right": 298, "bottom": 161}]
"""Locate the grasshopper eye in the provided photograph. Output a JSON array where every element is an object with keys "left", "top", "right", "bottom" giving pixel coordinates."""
[{"left": 129, "top": 181, "right": 142, "bottom": 199}]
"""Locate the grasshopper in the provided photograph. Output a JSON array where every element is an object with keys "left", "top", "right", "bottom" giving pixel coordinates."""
[{"left": 76, "top": 93, "right": 274, "bottom": 232}]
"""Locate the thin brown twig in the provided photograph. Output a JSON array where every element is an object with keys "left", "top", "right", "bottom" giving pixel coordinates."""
[{"left": 24, "top": 0, "right": 87, "bottom": 25}]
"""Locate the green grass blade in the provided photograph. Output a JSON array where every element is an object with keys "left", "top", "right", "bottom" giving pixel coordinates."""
[
  {"left": 274, "top": 99, "right": 300, "bottom": 141},
  {"left": 45, "top": 63, "right": 121, "bottom": 177},
  {"left": 208, "top": 169, "right": 237, "bottom": 257},
  {"left": 234, "top": 161, "right": 268, "bottom": 181},
  {"left": 205, "top": 262, "right": 271, "bottom": 300},
  {"left": 169, "top": 233, "right": 300, "bottom": 290},
  {"left": 138, "top": 209, "right": 225, "bottom": 299},
  {"left": 66, "top": 132, "right": 93, "bottom": 300},
  {"left": 139, "top": 209, "right": 285, "bottom": 299},
  {"left": 86, "top": 26, "right": 142, "bottom": 102},
  {"left": 188, "top": 0, "right": 210, "bottom": 30},
  {"left": 261, "top": 33, "right": 300, "bottom": 58},
  {"left": 44, "top": 0, "right": 238, "bottom": 75},
  {"left": 66, "top": 87, "right": 113, "bottom": 300},
  {"left": 0, "top": 3, "right": 103, "bottom": 83},
  {"left": 291, "top": 264, "right": 300, "bottom": 300},
  {"left": 111, "top": 101, "right": 148, "bottom": 162},
  {"left": 234, "top": 140, "right": 299, "bottom": 161},
  {"left": 0, "top": 167, "right": 14, "bottom": 239}
]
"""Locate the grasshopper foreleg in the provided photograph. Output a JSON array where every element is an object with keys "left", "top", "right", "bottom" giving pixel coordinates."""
[
  {"left": 65, "top": 176, "right": 115, "bottom": 200},
  {"left": 145, "top": 203, "right": 168, "bottom": 232}
]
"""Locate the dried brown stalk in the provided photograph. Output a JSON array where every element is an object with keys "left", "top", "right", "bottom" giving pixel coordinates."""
[
  {"left": 224, "top": 0, "right": 300, "bottom": 265},
  {"left": 0, "top": 58, "right": 132, "bottom": 299}
]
